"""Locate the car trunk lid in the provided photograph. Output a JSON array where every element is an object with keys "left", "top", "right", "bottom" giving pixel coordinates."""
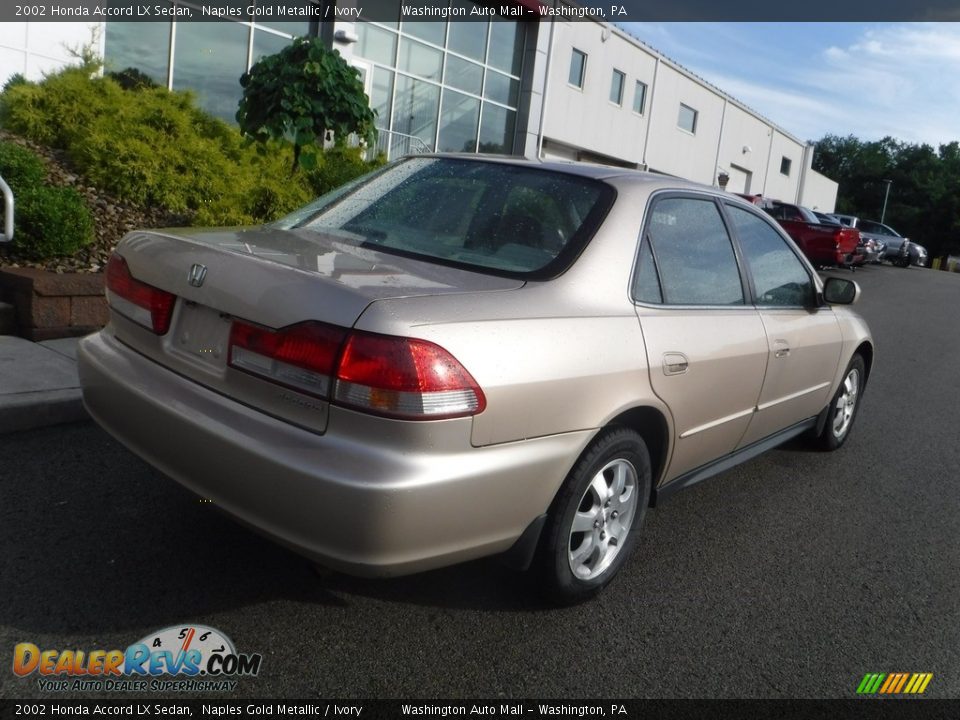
[{"left": 107, "top": 226, "right": 522, "bottom": 433}]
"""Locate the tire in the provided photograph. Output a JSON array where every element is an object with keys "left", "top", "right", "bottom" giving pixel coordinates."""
[
  {"left": 537, "top": 428, "right": 652, "bottom": 604},
  {"left": 814, "top": 354, "right": 866, "bottom": 451}
]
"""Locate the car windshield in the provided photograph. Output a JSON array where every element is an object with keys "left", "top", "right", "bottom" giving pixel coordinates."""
[{"left": 275, "top": 157, "right": 613, "bottom": 277}]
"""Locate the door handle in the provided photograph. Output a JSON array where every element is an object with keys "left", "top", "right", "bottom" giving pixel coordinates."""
[
  {"left": 773, "top": 340, "right": 791, "bottom": 358},
  {"left": 662, "top": 352, "right": 689, "bottom": 376}
]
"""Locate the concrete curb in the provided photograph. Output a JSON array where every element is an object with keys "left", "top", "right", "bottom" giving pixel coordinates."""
[
  {"left": 0, "top": 388, "right": 87, "bottom": 434},
  {"left": 0, "top": 335, "right": 88, "bottom": 434}
]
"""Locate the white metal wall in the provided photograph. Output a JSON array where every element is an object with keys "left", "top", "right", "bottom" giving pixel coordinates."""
[
  {"left": 0, "top": 22, "right": 104, "bottom": 88},
  {"left": 536, "top": 20, "right": 832, "bottom": 209}
]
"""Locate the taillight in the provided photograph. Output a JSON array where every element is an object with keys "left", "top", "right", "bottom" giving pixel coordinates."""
[
  {"left": 228, "top": 320, "right": 485, "bottom": 420},
  {"left": 334, "top": 331, "right": 485, "bottom": 420},
  {"left": 229, "top": 321, "right": 347, "bottom": 398},
  {"left": 105, "top": 254, "right": 176, "bottom": 334}
]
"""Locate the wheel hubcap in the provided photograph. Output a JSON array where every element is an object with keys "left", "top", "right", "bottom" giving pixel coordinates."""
[
  {"left": 832, "top": 368, "right": 860, "bottom": 439},
  {"left": 567, "top": 458, "right": 638, "bottom": 580}
]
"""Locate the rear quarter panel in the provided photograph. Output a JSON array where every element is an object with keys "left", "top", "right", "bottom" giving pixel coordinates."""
[{"left": 353, "top": 182, "right": 671, "bottom": 448}]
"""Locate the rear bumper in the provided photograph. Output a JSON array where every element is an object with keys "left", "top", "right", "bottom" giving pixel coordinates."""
[{"left": 78, "top": 331, "right": 588, "bottom": 576}]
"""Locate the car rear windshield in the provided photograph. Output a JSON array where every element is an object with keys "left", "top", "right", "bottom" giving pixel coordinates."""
[{"left": 277, "top": 157, "right": 614, "bottom": 278}]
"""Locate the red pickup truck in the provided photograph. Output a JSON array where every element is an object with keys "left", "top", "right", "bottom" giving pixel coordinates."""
[{"left": 737, "top": 195, "right": 862, "bottom": 268}]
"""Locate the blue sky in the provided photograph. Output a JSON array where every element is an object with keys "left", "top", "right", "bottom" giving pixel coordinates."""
[{"left": 618, "top": 23, "right": 960, "bottom": 148}]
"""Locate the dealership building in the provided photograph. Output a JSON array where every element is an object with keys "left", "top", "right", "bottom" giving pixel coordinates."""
[{"left": 0, "top": 2, "right": 838, "bottom": 210}]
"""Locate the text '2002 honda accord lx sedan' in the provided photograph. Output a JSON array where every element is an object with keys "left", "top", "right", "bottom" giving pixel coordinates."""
[{"left": 78, "top": 156, "right": 873, "bottom": 603}]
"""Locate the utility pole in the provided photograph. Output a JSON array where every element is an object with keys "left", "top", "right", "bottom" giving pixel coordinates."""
[{"left": 880, "top": 179, "right": 893, "bottom": 224}]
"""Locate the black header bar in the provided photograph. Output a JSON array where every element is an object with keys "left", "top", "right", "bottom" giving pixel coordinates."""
[
  {"left": 5, "top": 0, "right": 960, "bottom": 23},
  {"left": 1, "top": 699, "right": 956, "bottom": 720}
]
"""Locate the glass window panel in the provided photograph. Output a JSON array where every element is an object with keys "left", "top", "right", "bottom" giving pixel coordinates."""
[
  {"left": 104, "top": 21, "right": 171, "bottom": 85},
  {"left": 445, "top": 55, "right": 483, "bottom": 96},
  {"left": 727, "top": 206, "right": 814, "bottom": 306},
  {"left": 398, "top": 37, "right": 442, "bottom": 81},
  {"left": 478, "top": 103, "right": 515, "bottom": 154},
  {"left": 370, "top": 67, "right": 394, "bottom": 130},
  {"left": 252, "top": 29, "right": 295, "bottom": 65},
  {"left": 569, "top": 49, "right": 586, "bottom": 88},
  {"left": 633, "top": 237, "right": 663, "bottom": 304},
  {"left": 394, "top": 75, "right": 440, "bottom": 152},
  {"left": 438, "top": 90, "right": 481, "bottom": 153},
  {"left": 172, "top": 22, "right": 250, "bottom": 123},
  {"left": 487, "top": 20, "right": 522, "bottom": 75},
  {"left": 646, "top": 197, "right": 744, "bottom": 305},
  {"left": 403, "top": 17, "right": 447, "bottom": 46},
  {"left": 447, "top": 4, "right": 487, "bottom": 60},
  {"left": 291, "top": 158, "right": 610, "bottom": 276},
  {"left": 484, "top": 69, "right": 519, "bottom": 107},
  {"left": 356, "top": 22, "right": 397, "bottom": 66},
  {"left": 633, "top": 81, "right": 647, "bottom": 114},
  {"left": 678, "top": 104, "right": 698, "bottom": 133},
  {"left": 610, "top": 69, "right": 625, "bottom": 105}
]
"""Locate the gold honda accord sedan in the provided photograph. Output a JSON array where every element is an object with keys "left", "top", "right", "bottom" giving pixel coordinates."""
[{"left": 78, "top": 156, "right": 872, "bottom": 603}]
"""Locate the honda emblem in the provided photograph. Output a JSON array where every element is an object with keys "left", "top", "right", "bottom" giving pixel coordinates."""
[{"left": 187, "top": 263, "right": 207, "bottom": 288}]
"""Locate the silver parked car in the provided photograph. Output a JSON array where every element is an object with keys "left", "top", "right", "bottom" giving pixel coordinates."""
[
  {"left": 908, "top": 242, "right": 928, "bottom": 267},
  {"left": 78, "top": 156, "right": 873, "bottom": 603},
  {"left": 833, "top": 214, "right": 911, "bottom": 267}
]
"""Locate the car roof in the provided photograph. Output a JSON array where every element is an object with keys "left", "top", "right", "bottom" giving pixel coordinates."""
[{"left": 415, "top": 153, "right": 724, "bottom": 194}]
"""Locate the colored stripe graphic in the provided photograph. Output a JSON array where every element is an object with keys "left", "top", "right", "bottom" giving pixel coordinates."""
[
  {"left": 879, "top": 674, "right": 897, "bottom": 693},
  {"left": 857, "top": 673, "right": 932, "bottom": 694}
]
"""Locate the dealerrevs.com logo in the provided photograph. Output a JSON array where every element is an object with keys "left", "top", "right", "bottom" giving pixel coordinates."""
[{"left": 12, "top": 625, "right": 262, "bottom": 693}]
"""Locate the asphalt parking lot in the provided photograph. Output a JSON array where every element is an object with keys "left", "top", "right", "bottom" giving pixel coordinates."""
[{"left": 1, "top": 263, "right": 958, "bottom": 700}]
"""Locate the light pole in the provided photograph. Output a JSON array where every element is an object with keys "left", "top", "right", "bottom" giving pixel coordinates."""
[{"left": 880, "top": 179, "right": 893, "bottom": 224}]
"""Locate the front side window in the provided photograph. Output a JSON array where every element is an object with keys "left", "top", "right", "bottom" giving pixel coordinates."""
[
  {"left": 726, "top": 205, "right": 814, "bottom": 307},
  {"left": 610, "top": 69, "right": 625, "bottom": 105},
  {"left": 641, "top": 196, "right": 744, "bottom": 305},
  {"left": 678, "top": 104, "right": 698, "bottom": 134},
  {"left": 569, "top": 49, "right": 587, "bottom": 88},
  {"left": 281, "top": 158, "right": 613, "bottom": 277}
]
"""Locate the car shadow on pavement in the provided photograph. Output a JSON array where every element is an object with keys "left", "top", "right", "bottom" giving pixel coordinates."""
[
  {"left": 0, "top": 425, "right": 547, "bottom": 638},
  {"left": 314, "top": 558, "right": 550, "bottom": 612}
]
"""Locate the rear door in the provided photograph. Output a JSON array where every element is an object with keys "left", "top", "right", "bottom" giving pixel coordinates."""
[
  {"left": 722, "top": 203, "right": 843, "bottom": 447},
  {"left": 632, "top": 193, "right": 768, "bottom": 481}
]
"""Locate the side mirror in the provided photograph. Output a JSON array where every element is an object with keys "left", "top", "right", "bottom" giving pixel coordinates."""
[{"left": 823, "top": 277, "right": 860, "bottom": 305}]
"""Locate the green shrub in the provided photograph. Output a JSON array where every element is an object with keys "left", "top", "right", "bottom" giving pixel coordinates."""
[
  {"left": 107, "top": 67, "right": 159, "bottom": 91},
  {"left": 14, "top": 185, "right": 94, "bottom": 259},
  {"left": 0, "top": 66, "right": 109, "bottom": 147},
  {"left": 0, "top": 64, "right": 383, "bottom": 230},
  {"left": 0, "top": 140, "right": 46, "bottom": 192},
  {"left": 2, "top": 73, "right": 28, "bottom": 94},
  {"left": 307, "top": 145, "right": 385, "bottom": 197}
]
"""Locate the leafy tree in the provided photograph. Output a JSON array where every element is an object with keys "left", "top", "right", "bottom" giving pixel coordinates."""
[
  {"left": 813, "top": 134, "right": 960, "bottom": 257},
  {"left": 236, "top": 38, "right": 377, "bottom": 173}
]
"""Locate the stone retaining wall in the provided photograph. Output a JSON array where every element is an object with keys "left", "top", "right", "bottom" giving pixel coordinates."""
[{"left": 0, "top": 268, "right": 106, "bottom": 340}]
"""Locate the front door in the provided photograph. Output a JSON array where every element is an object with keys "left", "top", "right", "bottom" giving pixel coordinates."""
[{"left": 721, "top": 202, "right": 844, "bottom": 447}]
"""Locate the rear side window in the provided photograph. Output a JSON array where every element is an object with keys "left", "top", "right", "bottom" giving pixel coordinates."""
[
  {"left": 726, "top": 205, "right": 814, "bottom": 307},
  {"left": 859, "top": 220, "right": 899, "bottom": 236},
  {"left": 633, "top": 237, "right": 662, "bottom": 304},
  {"left": 284, "top": 158, "right": 612, "bottom": 278},
  {"left": 638, "top": 196, "right": 744, "bottom": 305}
]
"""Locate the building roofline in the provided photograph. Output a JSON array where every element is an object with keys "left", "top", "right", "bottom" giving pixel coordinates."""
[{"left": 547, "top": 9, "right": 809, "bottom": 148}]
